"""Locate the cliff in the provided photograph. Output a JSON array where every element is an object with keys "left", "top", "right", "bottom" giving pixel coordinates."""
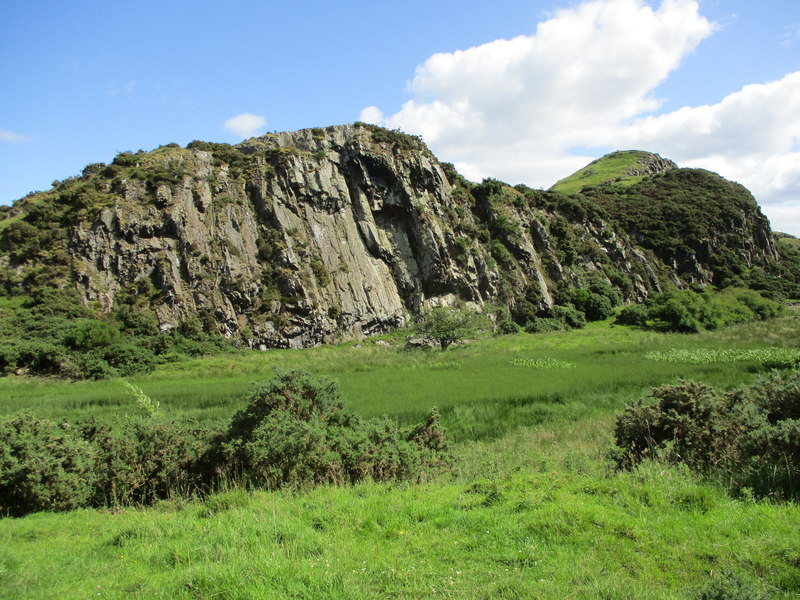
[{"left": 0, "top": 124, "right": 787, "bottom": 348}]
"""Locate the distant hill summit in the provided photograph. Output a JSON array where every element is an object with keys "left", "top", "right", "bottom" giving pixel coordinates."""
[
  {"left": 0, "top": 124, "right": 797, "bottom": 354},
  {"left": 551, "top": 150, "right": 678, "bottom": 194}
]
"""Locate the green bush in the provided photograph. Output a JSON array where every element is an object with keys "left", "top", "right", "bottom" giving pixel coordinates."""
[
  {"left": 100, "top": 343, "right": 159, "bottom": 376},
  {"left": 496, "top": 319, "right": 521, "bottom": 335},
  {"left": 0, "top": 413, "right": 98, "bottom": 515},
  {"left": 70, "top": 354, "right": 118, "bottom": 380},
  {"left": 615, "top": 289, "right": 784, "bottom": 333},
  {"left": 584, "top": 293, "right": 614, "bottom": 321},
  {"left": 613, "top": 370, "right": 800, "bottom": 500},
  {"left": 549, "top": 304, "right": 587, "bottom": 329},
  {"left": 0, "top": 342, "right": 20, "bottom": 374},
  {"left": 612, "top": 382, "right": 733, "bottom": 473},
  {"left": 0, "top": 370, "right": 451, "bottom": 515},
  {"left": 490, "top": 242, "right": 513, "bottom": 266},
  {"left": 63, "top": 319, "right": 121, "bottom": 351},
  {"left": 87, "top": 419, "right": 211, "bottom": 506},
  {"left": 220, "top": 370, "right": 449, "bottom": 489},
  {"left": 615, "top": 304, "right": 649, "bottom": 326},
  {"left": 524, "top": 317, "right": 567, "bottom": 334}
]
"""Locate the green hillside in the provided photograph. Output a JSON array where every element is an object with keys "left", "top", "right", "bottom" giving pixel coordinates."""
[{"left": 550, "top": 150, "right": 675, "bottom": 194}]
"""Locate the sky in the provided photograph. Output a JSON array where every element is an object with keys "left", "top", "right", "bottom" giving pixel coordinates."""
[{"left": 2, "top": 0, "right": 800, "bottom": 234}]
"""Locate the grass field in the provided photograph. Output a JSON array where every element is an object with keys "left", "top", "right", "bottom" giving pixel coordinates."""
[{"left": 1, "top": 314, "right": 799, "bottom": 598}]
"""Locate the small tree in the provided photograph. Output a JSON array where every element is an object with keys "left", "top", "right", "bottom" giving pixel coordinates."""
[{"left": 414, "top": 305, "right": 486, "bottom": 350}]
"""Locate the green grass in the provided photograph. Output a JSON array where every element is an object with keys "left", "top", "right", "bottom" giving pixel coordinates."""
[
  {"left": 1, "top": 427, "right": 797, "bottom": 599},
  {"left": 550, "top": 150, "right": 654, "bottom": 194},
  {"left": 2, "top": 315, "right": 799, "bottom": 598},
  {"left": 2, "top": 316, "right": 797, "bottom": 431}
]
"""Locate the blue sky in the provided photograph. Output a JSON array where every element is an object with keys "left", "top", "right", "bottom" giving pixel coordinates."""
[{"left": 2, "top": 0, "right": 800, "bottom": 233}]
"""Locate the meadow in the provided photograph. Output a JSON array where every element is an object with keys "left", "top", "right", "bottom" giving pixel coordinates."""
[{"left": 1, "top": 314, "right": 799, "bottom": 598}]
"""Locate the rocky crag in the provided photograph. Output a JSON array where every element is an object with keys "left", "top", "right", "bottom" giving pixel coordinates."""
[{"left": 0, "top": 124, "right": 786, "bottom": 348}]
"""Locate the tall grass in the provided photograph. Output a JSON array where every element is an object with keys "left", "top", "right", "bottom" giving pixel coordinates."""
[
  {"left": 1, "top": 315, "right": 799, "bottom": 598},
  {"left": 1, "top": 463, "right": 797, "bottom": 599},
  {"left": 1, "top": 316, "right": 797, "bottom": 433}
]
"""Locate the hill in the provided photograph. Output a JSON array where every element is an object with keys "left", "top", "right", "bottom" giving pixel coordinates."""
[
  {"left": 550, "top": 150, "right": 677, "bottom": 194},
  {"left": 0, "top": 124, "right": 797, "bottom": 373}
]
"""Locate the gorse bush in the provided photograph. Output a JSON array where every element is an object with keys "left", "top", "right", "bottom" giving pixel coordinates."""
[
  {"left": 613, "top": 370, "right": 800, "bottom": 500},
  {"left": 0, "top": 370, "right": 450, "bottom": 516},
  {"left": 219, "top": 370, "right": 449, "bottom": 488},
  {"left": 0, "top": 413, "right": 98, "bottom": 516}
]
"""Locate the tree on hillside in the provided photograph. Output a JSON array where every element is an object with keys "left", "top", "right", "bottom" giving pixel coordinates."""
[{"left": 414, "top": 305, "right": 487, "bottom": 350}]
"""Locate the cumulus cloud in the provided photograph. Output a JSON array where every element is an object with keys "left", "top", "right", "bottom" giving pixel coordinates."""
[
  {"left": 607, "top": 70, "right": 800, "bottom": 233},
  {"left": 359, "top": 106, "right": 384, "bottom": 124},
  {"left": 369, "top": 0, "right": 713, "bottom": 186},
  {"left": 0, "top": 129, "right": 29, "bottom": 143},
  {"left": 363, "top": 0, "right": 800, "bottom": 234},
  {"left": 224, "top": 113, "right": 267, "bottom": 138},
  {"left": 763, "top": 204, "right": 800, "bottom": 237}
]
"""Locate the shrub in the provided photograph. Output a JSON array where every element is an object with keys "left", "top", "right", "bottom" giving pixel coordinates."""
[
  {"left": 15, "top": 340, "right": 69, "bottom": 375},
  {"left": 616, "top": 289, "right": 784, "bottom": 333},
  {"left": 0, "top": 413, "right": 98, "bottom": 515},
  {"left": 100, "top": 343, "right": 159, "bottom": 376},
  {"left": 87, "top": 418, "right": 211, "bottom": 506},
  {"left": 588, "top": 279, "right": 623, "bottom": 307},
  {"left": 0, "top": 342, "right": 20, "bottom": 374},
  {"left": 615, "top": 304, "right": 649, "bottom": 326},
  {"left": 496, "top": 319, "right": 521, "bottom": 335},
  {"left": 612, "top": 381, "right": 733, "bottom": 473},
  {"left": 71, "top": 354, "right": 118, "bottom": 380},
  {"left": 0, "top": 371, "right": 450, "bottom": 514},
  {"left": 63, "top": 319, "right": 121, "bottom": 351},
  {"left": 583, "top": 293, "right": 614, "bottom": 321},
  {"left": 549, "top": 304, "right": 587, "bottom": 329},
  {"left": 220, "top": 370, "right": 449, "bottom": 489},
  {"left": 490, "top": 242, "right": 513, "bottom": 266},
  {"left": 613, "top": 370, "right": 800, "bottom": 499},
  {"left": 524, "top": 317, "right": 567, "bottom": 334}
]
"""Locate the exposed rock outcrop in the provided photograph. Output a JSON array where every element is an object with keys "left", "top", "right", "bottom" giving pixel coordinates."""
[{"left": 0, "top": 124, "right": 783, "bottom": 348}]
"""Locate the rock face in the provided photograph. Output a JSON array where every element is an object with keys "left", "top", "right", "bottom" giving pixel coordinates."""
[
  {"left": 0, "top": 124, "right": 782, "bottom": 348},
  {"left": 624, "top": 152, "right": 677, "bottom": 177}
]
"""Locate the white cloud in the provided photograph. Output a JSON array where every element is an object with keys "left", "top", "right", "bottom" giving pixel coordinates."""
[
  {"left": 359, "top": 106, "right": 384, "bottom": 124},
  {"left": 762, "top": 204, "right": 800, "bottom": 236},
  {"left": 224, "top": 113, "right": 267, "bottom": 138},
  {"left": 613, "top": 71, "right": 800, "bottom": 221},
  {"left": 364, "top": 0, "right": 800, "bottom": 235},
  {"left": 0, "top": 129, "right": 29, "bottom": 143},
  {"left": 369, "top": 0, "right": 713, "bottom": 187}
]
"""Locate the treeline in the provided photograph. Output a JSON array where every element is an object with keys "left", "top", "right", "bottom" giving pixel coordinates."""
[
  {"left": 0, "top": 370, "right": 449, "bottom": 517},
  {"left": 0, "top": 286, "right": 228, "bottom": 380},
  {"left": 615, "top": 287, "right": 785, "bottom": 333}
]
